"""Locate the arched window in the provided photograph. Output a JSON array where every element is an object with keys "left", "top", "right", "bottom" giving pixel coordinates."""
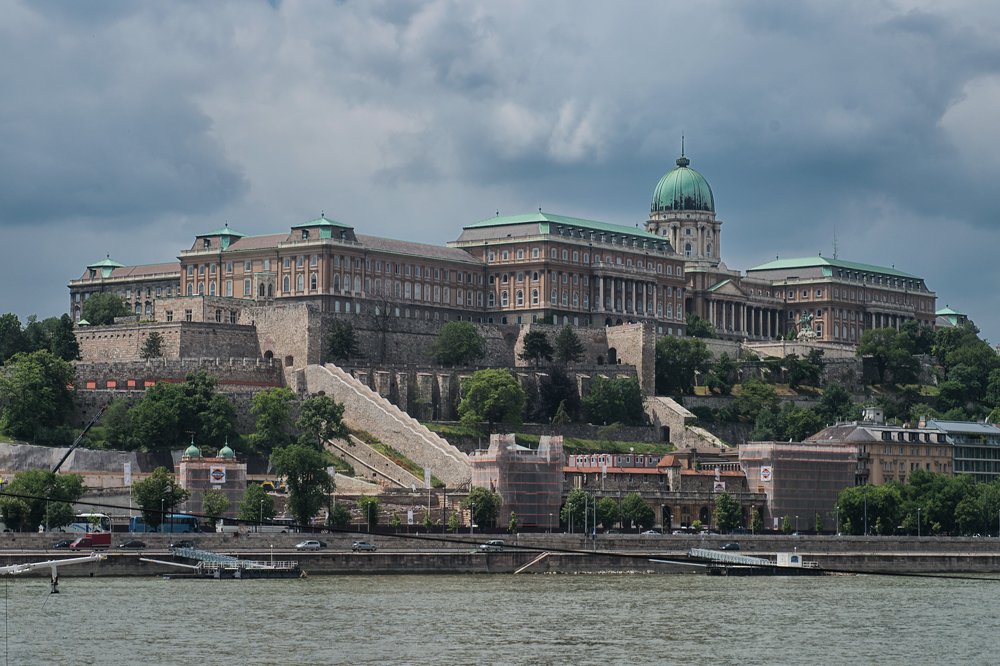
[
  {"left": 583, "top": 294, "right": 589, "bottom": 309},
  {"left": 532, "top": 271, "right": 539, "bottom": 281},
  {"left": 502, "top": 274, "right": 509, "bottom": 284},
  {"left": 667, "top": 304, "right": 673, "bottom": 318},
  {"left": 532, "top": 289, "right": 539, "bottom": 305},
  {"left": 501, "top": 291, "right": 509, "bottom": 307},
  {"left": 311, "top": 274, "right": 318, "bottom": 290},
  {"left": 187, "top": 284, "right": 193, "bottom": 296},
  {"left": 355, "top": 276, "right": 362, "bottom": 292},
  {"left": 209, "top": 282, "right": 216, "bottom": 296},
  {"left": 268, "top": 283, "right": 273, "bottom": 297},
  {"left": 333, "top": 275, "right": 340, "bottom": 291},
  {"left": 516, "top": 272, "right": 523, "bottom": 282},
  {"left": 551, "top": 290, "right": 557, "bottom": 304},
  {"left": 488, "top": 292, "right": 495, "bottom": 307},
  {"left": 572, "top": 293, "right": 579, "bottom": 307},
  {"left": 685, "top": 243, "right": 692, "bottom": 257},
  {"left": 706, "top": 243, "right": 713, "bottom": 257},
  {"left": 297, "top": 275, "right": 304, "bottom": 291},
  {"left": 283, "top": 276, "right": 290, "bottom": 292},
  {"left": 198, "top": 283, "right": 205, "bottom": 295},
  {"left": 516, "top": 290, "right": 524, "bottom": 306},
  {"left": 134, "top": 304, "right": 141, "bottom": 314},
  {"left": 562, "top": 290, "right": 568, "bottom": 306}
]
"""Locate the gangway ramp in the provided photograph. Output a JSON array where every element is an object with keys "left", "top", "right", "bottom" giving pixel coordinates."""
[{"left": 688, "top": 548, "right": 772, "bottom": 567}]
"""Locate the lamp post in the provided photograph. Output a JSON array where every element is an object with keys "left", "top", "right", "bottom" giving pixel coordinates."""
[
  {"left": 470, "top": 502, "right": 475, "bottom": 536},
  {"left": 917, "top": 507, "right": 921, "bottom": 538},
  {"left": 161, "top": 499, "right": 165, "bottom": 534},
  {"left": 260, "top": 499, "right": 264, "bottom": 534},
  {"left": 367, "top": 502, "right": 372, "bottom": 534},
  {"left": 795, "top": 515, "right": 799, "bottom": 533},
  {"left": 270, "top": 544, "right": 274, "bottom": 565},
  {"left": 568, "top": 506, "right": 573, "bottom": 535},
  {"left": 864, "top": 485, "right": 868, "bottom": 536},
  {"left": 835, "top": 506, "right": 839, "bottom": 536},
  {"left": 549, "top": 513, "right": 553, "bottom": 533}
]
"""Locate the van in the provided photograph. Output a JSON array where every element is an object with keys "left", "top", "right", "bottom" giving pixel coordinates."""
[
  {"left": 70, "top": 532, "right": 111, "bottom": 550},
  {"left": 479, "top": 539, "right": 505, "bottom": 553}
]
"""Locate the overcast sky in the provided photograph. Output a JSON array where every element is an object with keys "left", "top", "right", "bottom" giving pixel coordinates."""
[{"left": 4, "top": 0, "right": 1000, "bottom": 342}]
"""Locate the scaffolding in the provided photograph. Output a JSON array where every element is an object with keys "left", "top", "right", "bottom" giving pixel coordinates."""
[{"left": 470, "top": 434, "right": 563, "bottom": 529}]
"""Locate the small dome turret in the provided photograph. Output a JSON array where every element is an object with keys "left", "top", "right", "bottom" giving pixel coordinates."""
[
  {"left": 219, "top": 439, "right": 235, "bottom": 460},
  {"left": 182, "top": 436, "right": 201, "bottom": 459}
]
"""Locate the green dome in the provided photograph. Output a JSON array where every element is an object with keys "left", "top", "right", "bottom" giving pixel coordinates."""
[
  {"left": 182, "top": 443, "right": 201, "bottom": 459},
  {"left": 651, "top": 154, "right": 715, "bottom": 213},
  {"left": 219, "top": 442, "right": 235, "bottom": 459}
]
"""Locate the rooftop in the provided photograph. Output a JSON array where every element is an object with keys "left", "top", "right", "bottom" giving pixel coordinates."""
[
  {"left": 462, "top": 212, "right": 666, "bottom": 242},
  {"left": 746, "top": 256, "right": 921, "bottom": 280}
]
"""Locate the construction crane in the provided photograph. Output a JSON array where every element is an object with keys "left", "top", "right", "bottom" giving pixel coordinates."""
[
  {"left": 1, "top": 552, "right": 106, "bottom": 593},
  {"left": 51, "top": 405, "right": 106, "bottom": 474}
]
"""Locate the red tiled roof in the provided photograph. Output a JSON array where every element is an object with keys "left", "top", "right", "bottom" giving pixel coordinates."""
[
  {"left": 656, "top": 455, "right": 682, "bottom": 468},
  {"left": 563, "top": 466, "right": 665, "bottom": 474},
  {"left": 680, "top": 470, "right": 745, "bottom": 477}
]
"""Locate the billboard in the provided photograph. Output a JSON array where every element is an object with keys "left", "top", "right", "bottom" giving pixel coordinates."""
[
  {"left": 209, "top": 466, "right": 227, "bottom": 484},
  {"left": 760, "top": 466, "right": 772, "bottom": 482}
]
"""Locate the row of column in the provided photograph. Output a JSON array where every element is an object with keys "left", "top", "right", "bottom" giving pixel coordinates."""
[
  {"left": 706, "top": 298, "right": 782, "bottom": 339},
  {"left": 595, "top": 276, "right": 659, "bottom": 317}
]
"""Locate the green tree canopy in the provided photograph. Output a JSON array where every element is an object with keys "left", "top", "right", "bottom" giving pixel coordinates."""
[
  {"left": 458, "top": 369, "right": 525, "bottom": 430},
  {"left": 733, "top": 376, "right": 779, "bottom": 422},
  {"left": 856, "top": 327, "right": 919, "bottom": 384},
  {"left": 462, "top": 486, "right": 502, "bottom": 528},
  {"left": 81, "top": 292, "right": 132, "bottom": 325},
  {"left": 202, "top": 488, "right": 231, "bottom": 531},
  {"left": 327, "top": 319, "right": 362, "bottom": 363},
  {"left": 836, "top": 483, "right": 903, "bottom": 535},
  {"left": 655, "top": 336, "right": 713, "bottom": 395},
  {"left": 751, "top": 507, "right": 763, "bottom": 534},
  {"left": 714, "top": 491, "right": 742, "bottom": 532},
  {"left": 237, "top": 483, "right": 276, "bottom": 524},
  {"left": 596, "top": 496, "right": 621, "bottom": 529},
  {"left": 620, "top": 492, "right": 655, "bottom": 530},
  {"left": 271, "top": 443, "right": 335, "bottom": 526},
  {"left": 750, "top": 401, "right": 824, "bottom": 442},
  {"left": 815, "top": 383, "right": 853, "bottom": 424},
  {"left": 250, "top": 387, "right": 295, "bottom": 455},
  {"left": 430, "top": 321, "right": 486, "bottom": 366},
  {"left": 132, "top": 467, "right": 190, "bottom": 532},
  {"left": 0, "top": 469, "right": 85, "bottom": 532},
  {"left": 0, "top": 350, "right": 76, "bottom": 442},
  {"left": 560, "top": 488, "right": 593, "bottom": 530},
  {"left": 582, "top": 376, "right": 645, "bottom": 427},
  {"left": 519, "top": 330, "right": 553, "bottom": 366},
  {"left": 140, "top": 331, "right": 165, "bottom": 359},
  {"left": 328, "top": 502, "right": 352, "bottom": 528},
  {"left": 784, "top": 353, "right": 821, "bottom": 389},
  {"left": 358, "top": 493, "right": 381, "bottom": 528},
  {"left": 554, "top": 325, "right": 585, "bottom": 364},
  {"left": 706, "top": 352, "right": 737, "bottom": 395},
  {"left": 0, "top": 313, "right": 27, "bottom": 365},
  {"left": 296, "top": 395, "right": 350, "bottom": 447},
  {"left": 685, "top": 312, "right": 717, "bottom": 339},
  {"left": 24, "top": 314, "right": 81, "bottom": 362},
  {"left": 536, "top": 366, "right": 580, "bottom": 423}
]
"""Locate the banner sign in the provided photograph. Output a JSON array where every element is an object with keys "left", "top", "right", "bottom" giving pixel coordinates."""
[
  {"left": 713, "top": 481, "right": 725, "bottom": 492},
  {"left": 327, "top": 466, "right": 336, "bottom": 477},
  {"left": 760, "top": 466, "right": 772, "bottom": 482},
  {"left": 407, "top": 509, "right": 414, "bottom": 525},
  {"left": 210, "top": 466, "right": 227, "bottom": 484},
  {"left": 425, "top": 469, "right": 431, "bottom": 490},
  {"left": 123, "top": 463, "right": 131, "bottom": 486}
]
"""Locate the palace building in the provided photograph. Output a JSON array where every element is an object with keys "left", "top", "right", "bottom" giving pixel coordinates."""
[{"left": 68, "top": 150, "right": 938, "bottom": 343}]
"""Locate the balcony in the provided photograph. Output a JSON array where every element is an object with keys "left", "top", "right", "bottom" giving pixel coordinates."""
[{"left": 590, "top": 260, "right": 658, "bottom": 278}]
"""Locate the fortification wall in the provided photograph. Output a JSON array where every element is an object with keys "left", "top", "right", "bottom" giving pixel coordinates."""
[{"left": 75, "top": 321, "right": 259, "bottom": 362}]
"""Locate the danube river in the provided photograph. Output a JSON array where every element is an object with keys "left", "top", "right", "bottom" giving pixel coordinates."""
[{"left": 3, "top": 572, "right": 997, "bottom": 665}]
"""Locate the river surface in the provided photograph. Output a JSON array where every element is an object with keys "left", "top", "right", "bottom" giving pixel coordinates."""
[{"left": 2, "top": 572, "right": 997, "bottom": 665}]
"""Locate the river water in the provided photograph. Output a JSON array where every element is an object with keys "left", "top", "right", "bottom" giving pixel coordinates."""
[{"left": 2, "top": 572, "right": 997, "bottom": 665}]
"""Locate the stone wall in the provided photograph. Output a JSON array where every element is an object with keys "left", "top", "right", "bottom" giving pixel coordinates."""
[
  {"left": 73, "top": 358, "right": 283, "bottom": 389},
  {"left": 70, "top": 388, "right": 263, "bottom": 432},
  {"left": 606, "top": 323, "right": 656, "bottom": 394},
  {"left": 76, "top": 321, "right": 260, "bottom": 362}
]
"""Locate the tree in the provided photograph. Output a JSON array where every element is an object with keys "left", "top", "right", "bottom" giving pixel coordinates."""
[
  {"left": 0, "top": 313, "right": 27, "bottom": 365},
  {"left": 423, "top": 510, "right": 434, "bottom": 531},
  {"left": 202, "top": 488, "right": 231, "bottom": 531},
  {"left": 462, "top": 486, "right": 502, "bottom": 528},
  {"left": 102, "top": 398, "right": 136, "bottom": 450},
  {"left": 561, "top": 488, "right": 593, "bottom": 530},
  {"left": 327, "top": 319, "right": 362, "bottom": 363},
  {"left": 783, "top": 405, "right": 824, "bottom": 441},
  {"left": 733, "top": 376, "right": 779, "bottom": 421},
  {"left": 814, "top": 512, "right": 823, "bottom": 533},
  {"left": 596, "top": 496, "right": 621, "bottom": 529},
  {"left": 706, "top": 352, "right": 737, "bottom": 395},
  {"left": 250, "top": 387, "right": 295, "bottom": 454},
  {"left": 901, "top": 320, "right": 935, "bottom": 355},
  {"left": 132, "top": 467, "right": 190, "bottom": 532},
  {"left": 25, "top": 314, "right": 80, "bottom": 362},
  {"left": 81, "top": 291, "right": 131, "bottom": 325},
  {"left": 238, "top": 483, "right": 276, "bottom": 524},
  {"left": 296, "top": 395, "right": 350, "bottom": 448},
  {"left": 458, "top": 369, "right": 525, "bottom": 430},
  {"left": 554, "top": 325, "right": 585, "bottom": 364},
  {"left": 685, "top": 312, "right": 717, "bottom": 339},
  {"left": 715, "top": 491, "right": 741, "bottom": 532},
  {"left": 130, "top": 382, "right": 183, "bottom": 449},
  {"left": 815, "top": 383, "right": 853, "bottom": 424},
  {"left": 0, "top": 350, "right": 76, "bottom": 442},
  {"left": 390, "top": 511, "right": 402, "bottom": 528},
  {"left": 782, "top": 515, "right": 792, "bottom": 534},
  {"left": 620, "top": 492, "right": 655, "bottom": 530},
  {"left": 358, "top": 494, "right": 381, "bottom": 528},
  {"left": 447, "top": 512, "right": 461, "bottom": 532},
  {"left": 140, "top": 331, "right": 164, "bottom": 359},
  {"left": 655, "top": 336, "right": 713, "bottom": 394},
  {"left": 751, "top": 507, "right": 763, "bottom": 534},
  {"left": 582, "top": 376, "right": 645, "bottom": 427},
  {"left": 856, "top": 327, "right": 919, "bottom": 384},
  {"left": 836, "top": 483, "right": 903, "bottom": 536},
  {"left": 784, "top": 353, "right": 821, "bottom": 389},
  {"left": 429, "top": 321, "right": 486, "bottom": 366},
  {"left": 537, "top": 367, "right": 580, "bottom": 423},
  {"left": 0, "top": 469, "right": 85, "bottom": 532},
  {"left": 508, "top": 511, "right": 519, "bottom": 533},
  {"left": 519, "top": 330, "right": 553, "bottom": 366},
  {"left": 328, "top": 503, "right": 351, "bottom": 527},
  {"left": 271, "top": 444, "right": 335, "bottom": 526}
]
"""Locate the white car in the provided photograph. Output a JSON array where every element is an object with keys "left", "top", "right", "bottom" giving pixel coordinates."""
[
  {"left": 295, "top": 540, "right": 325, "bottom": 550},
  {"left": 478, "top": 539, "right": 505, "bottom": 553}
]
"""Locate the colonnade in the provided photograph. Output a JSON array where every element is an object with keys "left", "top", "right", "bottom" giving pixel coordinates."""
[
  {"left": 705, "top": 298, "right": 783, "bottom": 339},
  {"left": 595, "top": 275, "right": 660, "bottom": 317}
]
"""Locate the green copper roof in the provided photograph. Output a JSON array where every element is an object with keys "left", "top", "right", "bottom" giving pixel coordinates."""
[
  {"left": 651, "top": 154, "right": 715, "bottom": 213},
  {"left": 746, "top": 256, "right": 921, "bottom": 280},
  {"left": 290, "top": 215, "right": 353, "bottom": 230},
  {"left": 182, "top": 443, "right": 201, "bottom": 459},
  {"left": 87, "top": 255, "right": 126, "bottom": 270},
  {"left": 196, "top": 223, "right": 248, "bottom": 238},
  {"left": 219, "top": 439, "right": 235, "bottom": 459},
  {"left": 464, "top": 212, "right": 664, "bottom": 241},
  {"left": 936, "top": 306, "right": 964, "bottom": 316}
]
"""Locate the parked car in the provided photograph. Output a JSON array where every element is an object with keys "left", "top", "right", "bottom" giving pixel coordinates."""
[
  {"left": 720, "top": 542, "right": 741, "bottom": 550},
  {"left": 478, "top": 539, "right": 505, "bottom": 552},
  {"left": 352, "top": 541, "right": 377, "bottom": 552},
  {"left": 169, "top": 539, "right": 195, "bottom": 549},
  {"left": 52, "top": 540, "right": 73, "bottom": 548},
  {"left": 603, "top": 529, "right": 622, "bottom": 535},
  {"left": 119, "top": 540, "right": 146, "bottom": 549},
  {"left": 295, "top": 540, "right": 326, "bottom": 550},
  {"left": 641, "top": 530, "right": 662, "bottom": 535}
]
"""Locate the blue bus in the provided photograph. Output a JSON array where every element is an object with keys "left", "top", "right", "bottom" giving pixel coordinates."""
[{"left": 129, "top": 514, "right": 202, "bottom": 533}]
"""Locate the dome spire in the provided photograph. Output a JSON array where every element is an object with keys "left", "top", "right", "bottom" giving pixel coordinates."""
[{"left": 676, "top": 135, "right": 690, "bottom": 168}]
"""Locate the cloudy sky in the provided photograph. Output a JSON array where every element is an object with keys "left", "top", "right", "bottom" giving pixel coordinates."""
[{"left": 3, "top": 0, "right": 1000, "bottom": 341}]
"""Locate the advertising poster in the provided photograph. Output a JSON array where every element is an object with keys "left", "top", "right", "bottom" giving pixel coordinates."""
[
  {"left": 760, "top": 466, "right": 772, "bottom": 482},
  {"left": 210, "top": 466, "right": 227, "bottom": 484}
]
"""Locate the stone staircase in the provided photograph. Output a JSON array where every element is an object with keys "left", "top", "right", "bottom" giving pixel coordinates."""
[
  {"left": 302, "top": 364, "right": 472, "bottom": 488},
  {"left": 327, "top": 434, "right": 423, "bottom": 489}
]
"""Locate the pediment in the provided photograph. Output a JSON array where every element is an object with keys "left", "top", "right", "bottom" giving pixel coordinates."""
[{"left": 706, "top": 279, "right": 747, "bottom": 298}]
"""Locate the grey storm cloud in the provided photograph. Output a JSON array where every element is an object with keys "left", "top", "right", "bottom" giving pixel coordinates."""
[{"left": 3, "top": 0, "right": 1000, "bottom": 338}]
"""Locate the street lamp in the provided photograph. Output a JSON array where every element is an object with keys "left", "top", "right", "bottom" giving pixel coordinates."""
[
  {"left": 470, "top": 502, "right": 475, "bottom": 536},
  {"left": 795, "top": 515, "right": 799, "bottom": 533},
  {"left": 569, "top": 506, "right": 573, "bottom": 535},
  {"left": 260, "top": 499, "right": 264, "bottom": 533},
  {"left": 864, "top": 485, "right": 868, "bottom": 536},
  {"left": 835, "top": 506, "right": 839, "bottom": 536},
  {"left": 917, "top": 507, "right": 921, "bottom": 538},
  {"left": 549, "top": 513, "right": 553, "bottom": 533},
  {"left": 270, "top": 544, "right": 274, "bottom": 565},
  {"left": 161, "top": 499, "right": 165, "bottom": 534}
]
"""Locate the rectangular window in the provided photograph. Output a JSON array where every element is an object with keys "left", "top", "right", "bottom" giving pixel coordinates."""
[
  {"left": 225, "top": 281, "right": 233, "bottom": 297},
  {"left": 165, "top": 311, "right": 173, "bottom": 322},
  {"left": 244, "top": 279, "right": 251, "bottom": 296},
  {"left": 443, "top": 287, "right": 450, "bottom": 304},
  {"left": 245, "top": 261, "right": 251, "bottom": 272},
  {"left": 226, "top": 262, "right": 233, "bottom": 273},
  {"left": 263, "top": 259, "right": 270, "bottom": 271},
  {"left": 185, "top": 309, "right": 193, "bottom": 322},
  {"left": 434, "top": 286, "right": 441, "bottom": 302},
  {"left": 284, "top": 258, "right": 291, "bottom": 269},
  {"left": 517, "top": 249, "right": 524, "bottom": 260}
]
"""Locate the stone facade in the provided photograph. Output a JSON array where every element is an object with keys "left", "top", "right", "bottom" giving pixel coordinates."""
[
  {"left": 76, "top": 321, "right": 260, "bottom": 362},
  {"left": 178, "top": 454, "right": 247, "bottom": 520}
]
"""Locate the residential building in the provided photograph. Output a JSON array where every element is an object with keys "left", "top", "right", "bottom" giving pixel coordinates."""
[{"left": 927, "top": 419, "right": 1000, "bottom": 484}]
